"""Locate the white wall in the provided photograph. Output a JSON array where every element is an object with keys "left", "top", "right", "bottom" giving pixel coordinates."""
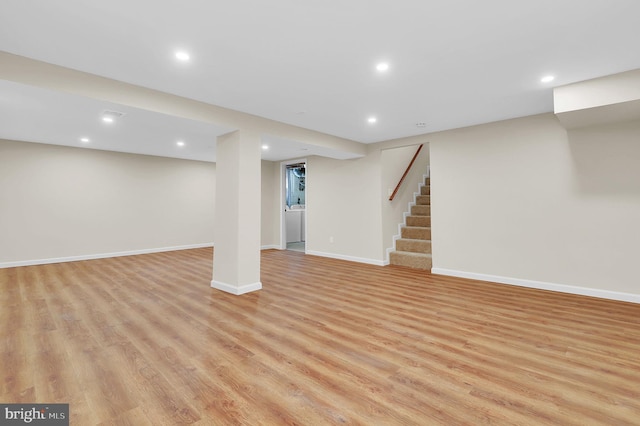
[
  {"left": 261, "top": 160, "right": 280, "bottom": 248},
  {"left": 0, "top": 138, "right": 399, "bottom": 270},
  {"left": 306, "top": 153, "right": 384, "bottom": 264},
  {"left": 280, "top": 142, "right": 430, "bottom": 266},
  {"left": 429, "top": 113, "right": 640, "bottom": 301},
  {"left": 7, "top": 113, "right": 639, "bottom": 302},
  {"left": 0, "top": 139, "right": 216, "bottom": 266}
]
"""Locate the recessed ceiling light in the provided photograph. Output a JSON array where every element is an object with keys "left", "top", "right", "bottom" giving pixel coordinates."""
[
  {"left": 175, "top": 51, "right": 190, "bottom": 61},
  {"left": 102, "top": 116, "right": 114, "bottom": 123},
  {"left": 376, "top": 62, "right": 389, "bottom": 72},
  {"left": 80, "top": 137, "right": 90, "bottom": 143},
  {"left": 368, "top": 117, "right": 377, "bottom": 124},
  {"left": 177, "top": 141, "right": 185, "bottom": 147},
  {"left": 541, "top": 75, "right": 555, "bottom": 83},
  {"left": 261, "top": 145, "right": 269, "bottom": 150}
]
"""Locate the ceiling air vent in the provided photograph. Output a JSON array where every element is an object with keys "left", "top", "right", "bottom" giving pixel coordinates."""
[
  {"left": 101, "top": 110, "right": 126, "bottom": 124},
  {"left": 102, "top": 110, "right": 126, "bottom": 119}
]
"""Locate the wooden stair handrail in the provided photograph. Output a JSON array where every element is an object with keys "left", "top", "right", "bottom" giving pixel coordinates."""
[{"left": 389, "top": 144, "right": 423, "bottom": 201}]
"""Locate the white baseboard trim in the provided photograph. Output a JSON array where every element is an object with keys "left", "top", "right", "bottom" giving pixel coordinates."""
[
  {"left": 0, "top": 243, "right": 214, "bottom": 269},
  {"left": 431, "top": 268, "right": 640, "bottom": 304},
  {"left": 261, "top": 244, "right": 280, "bottom": 250},
  {"left": 306, "top": 250, "right": 385, "bottom": 266},
  {"left": 211, "top": 280, "right": 262, "bottom": 295}
]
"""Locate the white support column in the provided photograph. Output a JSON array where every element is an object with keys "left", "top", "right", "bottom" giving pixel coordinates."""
[{"left": 211, "top": 130, "right": 262, "bottom": 295}]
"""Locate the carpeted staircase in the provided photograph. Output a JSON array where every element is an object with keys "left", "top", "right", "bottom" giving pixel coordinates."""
[{"left": 389, "top": 176, "right": 432, "bottom": 270}]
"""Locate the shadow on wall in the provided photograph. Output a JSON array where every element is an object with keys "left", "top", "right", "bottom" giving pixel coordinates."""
[{"left": 568, "top": 120, "right": 640, "bottom": 195}]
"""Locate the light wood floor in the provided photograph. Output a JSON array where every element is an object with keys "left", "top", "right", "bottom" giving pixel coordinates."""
[{"left": 1, "top": 248, "right": 639, "bottom": 425}]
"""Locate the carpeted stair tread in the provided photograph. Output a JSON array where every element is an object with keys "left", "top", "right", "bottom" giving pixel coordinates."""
[
  {"left": 389, "top": 251, "right": 432, "bottom": 270},
  {"left": 396, "top": 238, "right": 432, "bottom": 254},
  {"left": 401, "top": 226, "right": 431, "bottom": 240},
  {"left": 411, "top": 205, "right": 430, "bottom": 216},
  {"left": 406, "top": 215, "right": 430, "bottom": 227},
  {"left": 416, "top": 195, "right": 430, "bottom": 205}
]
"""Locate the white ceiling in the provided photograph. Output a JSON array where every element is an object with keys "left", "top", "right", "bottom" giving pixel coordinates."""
[
  {"left": 0, "top": 80, "right": 356, "bottom": 162},
  {"left": 2, "top": 0, "right": 640, "bottom": 162},
  {"left": 0, "top": 80, "right": 233, "bottom": 162}
]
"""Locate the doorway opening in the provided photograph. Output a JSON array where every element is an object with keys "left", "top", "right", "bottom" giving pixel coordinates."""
[{"left": 280, "top": 159, "right": 307, "bottom": 252}]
